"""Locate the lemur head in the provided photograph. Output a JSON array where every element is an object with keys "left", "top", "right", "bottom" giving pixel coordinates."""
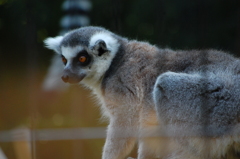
[{"left": 44, "top": 26, "right": 120, "bottom": 86}]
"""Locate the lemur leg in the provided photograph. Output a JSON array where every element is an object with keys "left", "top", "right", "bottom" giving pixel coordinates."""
[
  {"left": 153, "top": 71, "right": 224, "bottom": 126},
  {"left": 138, "top": 138, "right": 164, "bottom": 159},
  {"left": 102, "top": 120, "right": 137, "bottom": 159},
  {"left": 137, "top": 110, "right": 166, "bottom": 159},
  {"left": 153, "top": 71, "right": 224, "bottom": 105}
]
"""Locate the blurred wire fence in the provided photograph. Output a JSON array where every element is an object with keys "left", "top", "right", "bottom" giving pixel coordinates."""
[{"left": 1, "top": 0, "right": 240, "bottom": 158}]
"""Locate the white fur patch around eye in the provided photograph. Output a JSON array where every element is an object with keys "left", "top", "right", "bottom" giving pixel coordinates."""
[
  {"left": 89, "top": 32, "right": 120, "bottom": 55},
  {"left": 44, "top": 36, "right": 63, "bottom": 54},
  {"left": 61, "top": 46, "right": 84, "bottom": 60}
]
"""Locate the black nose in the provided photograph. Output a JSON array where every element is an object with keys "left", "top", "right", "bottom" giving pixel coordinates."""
[{"left": 61, "top": 75, "right": 69, "bottom": 83}]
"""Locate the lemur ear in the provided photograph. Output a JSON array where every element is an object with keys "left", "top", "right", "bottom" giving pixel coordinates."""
[
  {"left": 93, "top": 40, "right": 109, "bottom": 56},
  {"left": 44, "top": 36, "right": 63, "bottom": 54}
]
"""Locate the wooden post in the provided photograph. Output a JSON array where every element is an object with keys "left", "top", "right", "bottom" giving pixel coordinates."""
[
  {"left": 11, "top": 128, "right": 31, "bottom": 159},
  {"left": 13, "top": 141, "right": 31, "bottom": 159}
]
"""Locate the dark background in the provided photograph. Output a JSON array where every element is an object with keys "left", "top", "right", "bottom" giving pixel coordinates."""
[{"left": 0, "top": 0, "right": 240, "bottom": 158}]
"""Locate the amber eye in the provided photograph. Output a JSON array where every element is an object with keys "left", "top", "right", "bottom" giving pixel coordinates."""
[
  {"left": 77, "top": 51, "right": 91, "bottom": 66},
  {"left": 62, "top": 56, "right": 67, "bottom": 65},
  {"left": 79, "top": 56, "right": 87, "bottom": 63}
]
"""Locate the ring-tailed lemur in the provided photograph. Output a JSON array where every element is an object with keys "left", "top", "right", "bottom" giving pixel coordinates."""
[{"left": 44, "top": 26, "right": 240, "bottom": 159}]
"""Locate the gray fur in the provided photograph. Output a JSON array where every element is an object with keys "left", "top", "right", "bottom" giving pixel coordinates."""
[
  {"left": 61, "top": 26, "right": 110, "bottom": 47},
  {"left": 44, "top": 26, "right": 240, "bottom": 159}
]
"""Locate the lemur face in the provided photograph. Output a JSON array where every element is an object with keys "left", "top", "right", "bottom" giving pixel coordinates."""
[
  {"left": 60, "top": 45, "right": 93, "bottom": 84},
  {"left": 44, "top": 26, "right": 120, "bottom": 84}
]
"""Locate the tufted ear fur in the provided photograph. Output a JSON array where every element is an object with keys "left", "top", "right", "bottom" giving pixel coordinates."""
[
  {"left": 92, "top": 39, "right": 109, "bottom": 56},
  {"left": 44, "top": 36, "right": 63, "bottom": 54}
]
